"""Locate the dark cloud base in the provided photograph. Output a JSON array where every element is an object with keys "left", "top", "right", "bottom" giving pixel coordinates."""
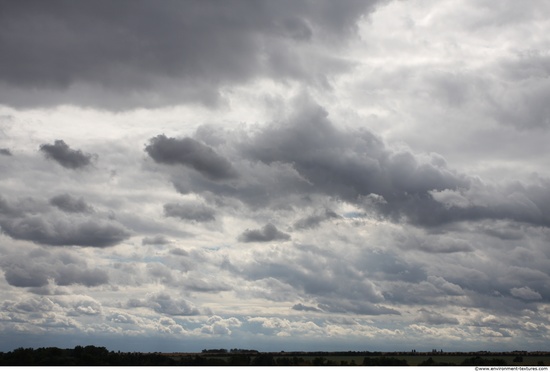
[{"left": 40, "top": 140, "right": 94, "bottom": 169}]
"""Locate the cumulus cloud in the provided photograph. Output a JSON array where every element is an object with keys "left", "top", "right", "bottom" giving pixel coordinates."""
[
  {"left": 39, "top": 140, "right": 94, "bottom": 169},
  {"left": 238, "top": 223, "right": 290, "bottom": 243},
  {"left": 146, "top": 135, "right": 237, "bottom": 181},
  {"left": 200, "top": 316, "right": 242, "bottom": 335}
]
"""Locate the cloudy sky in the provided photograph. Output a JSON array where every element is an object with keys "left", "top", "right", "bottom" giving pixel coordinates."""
[{"left": 1, "top": 0, "right": 550, "bottom": 353}]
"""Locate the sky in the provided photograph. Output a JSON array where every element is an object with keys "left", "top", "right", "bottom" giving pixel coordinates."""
[{"left": 1, "top": 0, "right": 550, "bottom": 353}]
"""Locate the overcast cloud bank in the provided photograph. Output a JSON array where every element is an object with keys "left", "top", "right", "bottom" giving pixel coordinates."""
[{"left": 1, "top": 0, "right": 550, "bottom": 353}]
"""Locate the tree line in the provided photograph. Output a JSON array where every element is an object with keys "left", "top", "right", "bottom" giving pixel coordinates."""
[{"left": 1, "top": 345, "right": 543, "bottom": 366}]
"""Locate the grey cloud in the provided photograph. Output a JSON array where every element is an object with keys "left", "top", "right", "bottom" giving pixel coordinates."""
[
  {"left": 164, "top": 202, "right": 216, "bottom": 222},
  {"left": 0, "top": 215, "right": 130, "bottom": 247},
  {"left": 146, "top": 135, "right": 236, "bottom": 181},
  {"left": 184, "top": 277, "right": 232, "bottom": 293},
  {"left": 317, "top": 299, "right": 400, "bottom": 316},
  {"left": 169, "top": 248, "right": 189, "bottom": 256},
  {"left": 0, "top": 195, "right": 23, "bottom": 218},
  {"left": 245, "top": 100, "right": 466, "bottom": 202},
  {"left": 425, "top": 179, "right": 550, "bottom": 228},
  {"left": 127, "top": 292, "right": 201, "bottom": 316},
  {"left": 417, "top": 236, "right": 474, "bottom": 254},
  {"left": 293, "top": 209, "right": 340, "bottom": 230},
  {"left": 50, "top": 193, "right": 93, "bottom": 213},
  {"left": 0, "top": 148, "right": 12, "bottom": 156},
  {"left": 146, "top": 262, "right": 176, "bottom": 285},
  {"left": 361, "top": 250, "right": 427, "bottom": 283},
  {"left": 238, "top": 223, "right": 290, "bottom": 243},
  {"left": 427, "top": 276, "right": 465, "bottom": 296},
  {"left": 240, "top": 98, "right": 472, "bottom": 223},
  {"left": 1, "top": 297, "right": 57, "bottom": 314},
  {"left": 39, "top": 140, "right": 94, "bottom": 169},
  {"left": 148, "top": 97, "right": 550, "bottom": 232},
  {"left": 292, "top": 303, "right": 322, "bottom": 312},
  {"left": 510, "top": 286, "right": 542, "bottom": 301},
  {"left": 227, "top": 243, "right": 399, "bottom": 315},
  {"left": 4, "top": 265, "right": 50, "bottom": 288},
  {"left": 1, "top": 249, "right": 109, "bottom": 288},
  {"left": 0, "top": 194, "right": 130, "bottom": 247},
  {"left": 0, "top": 0, "right": 385, "bottom": 109},
  {"left": 416, "top": 308, "right": 459, "bottom": 325},
  {"left": 142, "top": 235, "right": 171, "bottom": 245},
  {"left": 55, "top": 266, "right": 108, "bottom": 287},
  {"left": 479, "top": 221, "right": 526, "bottom": 241},
  {"left": 171, "top": 157, "right": 311, "bottom": 209}
]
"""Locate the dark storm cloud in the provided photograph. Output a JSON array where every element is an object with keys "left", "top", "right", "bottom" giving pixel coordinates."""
[
  {"left": 164, "top": 202, "right": 216, "bottom": 222},
  {"left": 50, "top": 194, "right": 93, "bottom": 213},
  {"left": 0, "top": 148, "right": 12, "bottom": 156},
  {"left": 238, "top": 223, "right": 290, "bottom": 243},
  {"left": 0, "top": 0, "right": 385, "bottom": 108},
  {"left": 39, "top": 140, "right": 94, "bottom": 169},
  {"left": 146, "top": 135, "right": 237, "bottom": 181}
]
